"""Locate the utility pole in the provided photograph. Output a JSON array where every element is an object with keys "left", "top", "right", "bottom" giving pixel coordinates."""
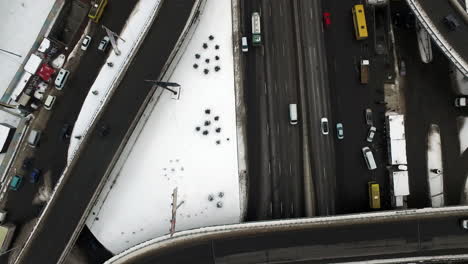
[
  {"left": 145, "top": 80, "right": 181, "bottom": 100},
  {"left": 101, "top": 25, "right": 125, "bottom": 56},
  {"left": 169, "top": 187, "right": 184, "bottom": 236}
]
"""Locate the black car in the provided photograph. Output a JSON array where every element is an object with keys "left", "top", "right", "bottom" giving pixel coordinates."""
[
  {"left": 443, "top": 14, "right": 460, "bottom": 31},
  {"left": 60, "top": 123, "right": 71, "bottom": 141}
]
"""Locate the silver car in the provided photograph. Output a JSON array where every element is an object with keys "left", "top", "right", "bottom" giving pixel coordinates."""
[{"left": 366, "top": 126, "right": 376, "bottom": 142}]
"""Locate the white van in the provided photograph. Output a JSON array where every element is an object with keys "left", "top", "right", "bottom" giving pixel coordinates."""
[
  {"left": 27, "top": 129, "right": 41, "bottom": 148},
  {"left": 54, "top": 69, "right": 70, "bottom": 90},
  {"left": 241, "top": 37, "right": 248, "bottom": 52},
  {"left": 44, "top": 95, "right": 56, "bottom": 110},
  {"left": 362, "top": 146, "right": 377, "bottom": 170},
  {"left": 289, "top": 104, "right": 298, "bottom": 125}
]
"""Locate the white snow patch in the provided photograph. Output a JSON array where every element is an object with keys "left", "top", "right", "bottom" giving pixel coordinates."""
[
  {"left": 0, "top": 0, "right": 56, "bottom": 97},
  {"left": 427, "top": 124, "right": 444, "bottom": 207},
  {"left": 85, "top": 0, "right": 240, "bottom": 254}
]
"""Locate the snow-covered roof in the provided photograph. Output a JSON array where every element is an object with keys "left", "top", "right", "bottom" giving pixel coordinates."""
[
  {"left": 392, "top": 170, "right": 410, "bottom": 196},
  {"left": 38, "top": 38, "right": 51, "bottom": 53},
  {"left": 387, "top": 114, "right": 407, "bottom": 165},
  {"left": 10, "top": 72, "right": 32, "bottom": 102},
  {"left": 23, "top": 54, "right": 42, "bottom": 75},
  {"left": 389, "top": 139, "right": 407, "bottom": 165},
  {"left": 388, "top": 114, "right": 405, "bottom": 140}
]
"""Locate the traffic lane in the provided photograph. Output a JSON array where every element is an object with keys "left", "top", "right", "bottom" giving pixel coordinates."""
[
  {"left": 417, "top": 0, "right": 468, "bottom": 64},
  {"left": 322, "top": 1, "right": 386, "bottom": 213},
  {"left": 243, "top": 0, "right": 272, "bottom": 220},
  {"left": 275, "top": 0, "right": 302, "bottom": 218},
  {"left": 17, "top": 0, "right": 197, "bottom": 262},
  {"left": 299, "top": 0, "right": 336, "bottom": 215},
  {"left": 262, "top": 0, "right": 283, "bottom": 218}
]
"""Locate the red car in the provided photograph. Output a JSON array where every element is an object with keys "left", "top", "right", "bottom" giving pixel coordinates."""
[{"left": 323, "top": 12, "right": 331, "bottom": 27}]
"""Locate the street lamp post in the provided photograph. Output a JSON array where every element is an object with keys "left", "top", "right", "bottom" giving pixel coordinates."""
[{"left": 144, "top": 80, "right": 181, "bottom": 100}]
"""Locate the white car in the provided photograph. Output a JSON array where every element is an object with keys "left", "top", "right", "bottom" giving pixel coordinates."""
[
  {"left": 81, "top": 35, "right": 92, "bottom": 51},
  {"left": 366, "top": 126, "right": 377, "bottom": 143},
  {"left": 321, "top": 118, "right": 329, "bottom": 135},
  {"left": 98, "top": 36, "right": 110, "bottom": 51}
]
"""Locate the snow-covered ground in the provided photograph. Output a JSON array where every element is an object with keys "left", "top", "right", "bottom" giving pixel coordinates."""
[
  {"left": 74, "top": 0, "right": 240, "bottom": 254},
  {"left": 427, "top": 124, "right": 444, "bottom": 207},
  {"left": 0, "top": 0, "right": 56, "bottom": 98}
]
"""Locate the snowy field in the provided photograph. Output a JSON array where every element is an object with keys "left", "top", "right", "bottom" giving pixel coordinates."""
[
  {"left": 0, "top": 0, "right": 56, "bottom": 98},
  {"left": 83, "top": 0, "right": 241, "bottom": 254}
]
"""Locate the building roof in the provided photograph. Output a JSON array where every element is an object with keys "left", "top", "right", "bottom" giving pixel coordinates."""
[{"left": 392, "top": 170, "right": 410, "bottom": 196}]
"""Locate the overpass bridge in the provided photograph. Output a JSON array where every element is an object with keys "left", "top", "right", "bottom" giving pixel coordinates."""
[
  {"left": 406, "top": 0, "right": 468, "bottom": 77},
  {"left": 106, "top": 207, "right": 468, "bottom": 264},
  {"left": 10, "top": 0, "right": 202, "bottom": 263}
]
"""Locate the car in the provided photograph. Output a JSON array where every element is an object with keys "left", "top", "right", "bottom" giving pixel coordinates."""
[
  {"left": 98, "top": 36, "right": 110, "bottom": 51},
  {"left": 366, "top": 126, "right": 377, "bottom": 142},
  {"left": 9, "top": 175, "right": 23, "bottom": 191},
  {"left": 30, "top": 168, "right": 41, "bottom": 183},
  {"left": 461, "top": 219, "right": 468, "bottom": 230},
  {"left": 336, "top": 123, "right": 344, "bottom": 139},
  {"left": 241, "top": 37, "right": 248, "bottom": 52},
  {"left": 60, "top": 123, "right": 71, "bottom": 141},
  {"left": 321, "top": 118, "right": 329, "bottom": 135},
  {"left": 81, "top": 35, "right": 92, "bottom": 51},
  {"left": 443, "top": 14, "right": 460, "bottom": 31},
  {"left": 99, "top": 125, "right": 110, "bottom": 137},
  {"left": 365, "top": 108, "right": 373, "bottom": 126},
  {"left": 455, "top": 97, "right": 467, "bottom": 107},
  {"left": 323, "top": 12, "right": 331, "bottom": 27},
  {"left": 22, "top": 157, "right": 33, "bottom": 170}
]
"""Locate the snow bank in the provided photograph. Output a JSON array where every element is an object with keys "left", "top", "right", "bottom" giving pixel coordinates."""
[
  {"left": 85, "top": 0, "right": 240, "bottom": 254},
  {"left": 67, "top": 0, "right": 163, "bottom": 160},
  {"left": 427, "top": 124, "right": 444, "bottom": 207},
  {"left": 0, "top": 0, "right": 56, "bottom": 98}
]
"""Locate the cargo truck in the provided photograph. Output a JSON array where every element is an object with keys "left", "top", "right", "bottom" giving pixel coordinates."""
[
  {"left": 360, "top": 59, "right": 369, "bottom": 84},
  {"left": 0, "top": 223, "right": 15, "bottom": 253},
  {"left": 252, "top": 12, "right": 262, "bottom": 46}
]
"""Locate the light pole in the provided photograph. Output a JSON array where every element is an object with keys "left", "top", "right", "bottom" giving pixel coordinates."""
[
  {"left": 101, "top": 25, "right": 125, "bottom": 56},
  {"left": 145, "top": 80, "right": 181, "bottom": 100},
  {"left": 0, "top": 48, "right": 21, "bottom": 58}
]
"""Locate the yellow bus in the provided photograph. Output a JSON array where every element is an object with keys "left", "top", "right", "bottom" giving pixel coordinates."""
[
  {"left": 352, "top": 4, "right": 368, "bottom": 40},
  {"left": 368, "top": 181, "right": 381, "bottom": 209},
  {"left": 88, "top": 0, "right": 108, "bottom": 23}
]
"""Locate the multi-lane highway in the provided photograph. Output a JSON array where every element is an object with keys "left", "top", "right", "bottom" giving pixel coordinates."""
[
  {"left": 244, "top": 0, "right": 338, "bottom": 220},
  {"left": 105, "top": 211, "right": 468, "bottom": 264},
  {"left": 13, "top": 1, "right": 198, "bottom": 263}
]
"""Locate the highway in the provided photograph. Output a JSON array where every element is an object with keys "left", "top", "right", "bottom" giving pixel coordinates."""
[
  {"left": 244, "top": 0, "right": 338, "bottom": 220},
  {"left": 13, "top": 0, "right": 198, "bottom": 263},
  {"left": 106, "top": 212, "right": 468, "bottom": 263}
]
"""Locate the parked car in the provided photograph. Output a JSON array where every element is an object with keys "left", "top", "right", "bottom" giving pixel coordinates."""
[
  {"left": 81, "top": 35, "right": 92, "bottom": 51},
  {"left": 336, "top": 123, "right": 344, "bottom": 140},
  {"left": 30, "top": 168, "right": 41, "bottom": 183},
  {"left": 98, "top": 36, "right": 110, "bottom": 51},
  {"left": 367, "top": 126, "right": 377, "bottom": 143},
  {"left": 455, "top": 97, "right": 467, "bottom": 107},
  {"left": 9, "top": 175, "right": 23, "bottom": 191},
  {"left": 321, "top": 118, "right": 329, "bottom": 135},
  {"left": 365, "top": 108, "right": 373, "bottom": 126},
  {"left": 323, "top": 12, "right": 331, "bottom": 27}
]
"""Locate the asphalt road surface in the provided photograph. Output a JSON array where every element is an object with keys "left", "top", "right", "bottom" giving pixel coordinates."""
[
  {"left": 113, "top": 213, "right": 468, "bottom": 264},
  {"left": 14, "top": 1, "right": 197, "bottom": 263},
  {"left": 322, "top": 2, "right": 393, "bottom": 213}
]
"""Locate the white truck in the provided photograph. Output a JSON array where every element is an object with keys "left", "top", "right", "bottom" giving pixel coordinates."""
[{"left": 455, "top": 97, "right": 467, "bottom": 107}]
